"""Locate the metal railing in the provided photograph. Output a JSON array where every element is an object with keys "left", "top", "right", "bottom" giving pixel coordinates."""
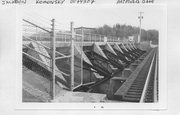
[
  {"left": 22, "top": 18, "right": 126, "bottom": 100},
  {"left": 23, "top": 22, "right": 122, "bottom": 43},
  {"left": 23, "top": 19, "right": 72, "bottom": 100}
]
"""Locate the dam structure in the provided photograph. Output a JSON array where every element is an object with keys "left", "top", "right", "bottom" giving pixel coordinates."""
[{"left": 22, "top": 18, "right": 158, "bottom": 103}]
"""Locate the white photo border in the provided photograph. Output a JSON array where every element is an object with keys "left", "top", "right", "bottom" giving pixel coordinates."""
[{"left": 15, "top": 4, "right": 167, "bottom": 110}]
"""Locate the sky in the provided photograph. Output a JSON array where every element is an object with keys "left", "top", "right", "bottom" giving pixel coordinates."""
[{"left": 22, "top": 4, "right": 165, "bottom": 31}]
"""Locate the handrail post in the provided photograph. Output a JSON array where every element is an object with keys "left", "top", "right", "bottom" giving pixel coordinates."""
[
  {"left": 50, "top": 19, "right": 56, "bottom": 100},
  {"left": 70, "top": 22, "right": 75, "bottom": 91}
]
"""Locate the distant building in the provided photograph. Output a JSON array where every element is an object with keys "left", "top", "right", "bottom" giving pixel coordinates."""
[
  {"left": 74, "top": 27, "right": 96, "bottom": 34},
  {"left": 74, "top": 27, "right": 105, "bottom": 42}
]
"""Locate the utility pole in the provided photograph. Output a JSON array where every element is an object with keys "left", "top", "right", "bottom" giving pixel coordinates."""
[
  {"left": 51, "top": 19, "right": 56, "bottom": 100},
  {"left": 70, "top": 22, "right": 75, "bottom": 91},
  {"left": 147, "top": 31, "right": 148, "bottom": 41},
  {"left": 81, "top": 27, "right": 84, "bottom": 85},
  {"left": 138, "top": 12, "right": 144, "bottom": 43}
]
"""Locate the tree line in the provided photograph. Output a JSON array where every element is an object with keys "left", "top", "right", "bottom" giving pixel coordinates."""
[{"left": 93, "top": 24, "right": 159, "bottom": 44}]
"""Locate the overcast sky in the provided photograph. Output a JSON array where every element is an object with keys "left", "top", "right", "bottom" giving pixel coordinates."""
[{"left": 22, "top": 5, "right": 165, "bottom": 31}]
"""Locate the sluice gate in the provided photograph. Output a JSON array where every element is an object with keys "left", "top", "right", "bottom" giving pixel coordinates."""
[{"left": 22, "top": 19, "right": 158, "bottom": 103}]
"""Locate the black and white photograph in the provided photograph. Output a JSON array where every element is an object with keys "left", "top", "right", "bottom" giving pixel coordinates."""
[
  {"left": 21, "top": 5, "right": 164, "bottom": 105},
  {"left": 2, "top": 0, "right": 180, "bottom": 114}
]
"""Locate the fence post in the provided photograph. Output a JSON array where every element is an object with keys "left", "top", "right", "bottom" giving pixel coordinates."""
[
  {"left": 70, "top": 22, "right": 75, "bottom": 90},
  {"left": 50, "top": 19, "right": 56, "bottom": 100}
]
